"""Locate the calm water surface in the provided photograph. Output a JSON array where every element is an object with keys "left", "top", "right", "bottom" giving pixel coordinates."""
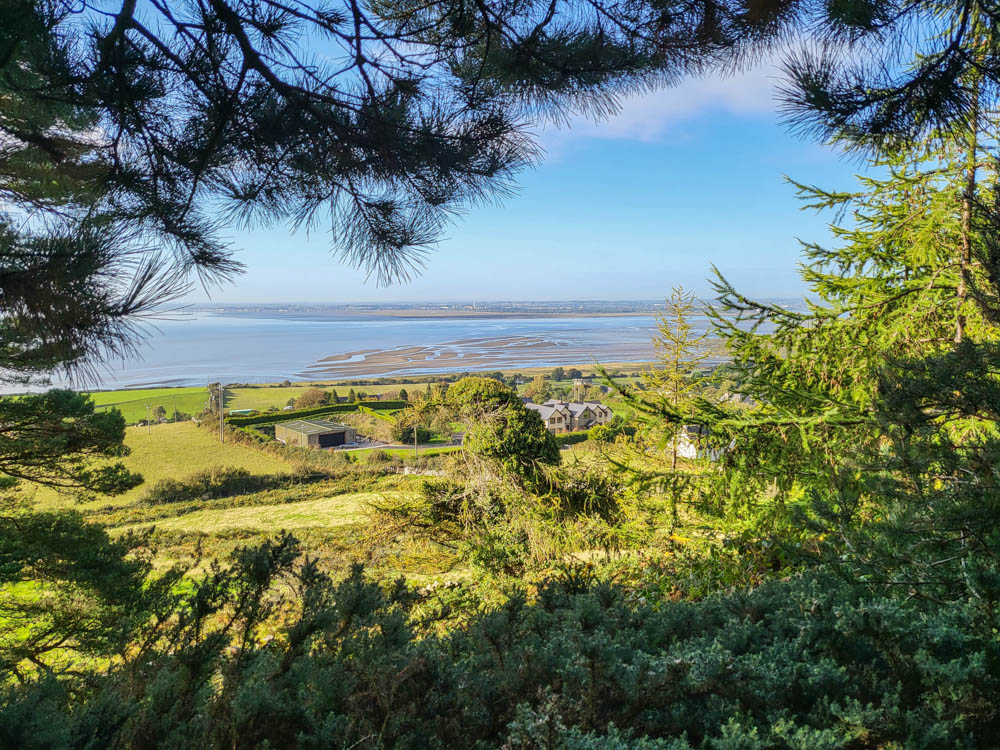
[{"left": 15, "top": 310, "right": 719, "bottom": 391}]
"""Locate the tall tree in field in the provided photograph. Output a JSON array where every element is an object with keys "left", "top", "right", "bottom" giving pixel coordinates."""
[
  {"left": 642, "top": 286, "right": 710, "bottom": 470},
  {"left": 525, "top": 375, "right": 550, "bottom": 403},
  {"left": 605, "top": 287, "right": 715, "bottom": 528}
]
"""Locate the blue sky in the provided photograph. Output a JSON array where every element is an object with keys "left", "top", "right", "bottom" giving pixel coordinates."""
[{"left": 193, "top": 58, "right": 863, "bottom": 304}]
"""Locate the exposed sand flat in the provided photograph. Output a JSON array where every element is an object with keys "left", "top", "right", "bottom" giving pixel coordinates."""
[
  {"left": 298, "top": 334, "right": 663, "bottom": 379},
  {"left": 317, "top": 348, "right": 380, "bottom": 363}
]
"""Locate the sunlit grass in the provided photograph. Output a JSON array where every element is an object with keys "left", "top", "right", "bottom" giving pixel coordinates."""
[
  {"left": 118, "top": 491, "right": 396, "bottom": 535},
  {"left": 30, "top": 421, "right": 296, "bottom": 511},
  {"left": 86, "top": 386, "right": 210, "bottom": 423},
  {"left": 226, "top": 383, "right": 409, "bottom": 411}
]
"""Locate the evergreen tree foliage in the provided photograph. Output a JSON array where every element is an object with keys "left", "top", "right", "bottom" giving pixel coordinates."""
[
  {"left": 663, "top": 122, "right": 1000, "bottom": 602},
  {"left": 449, "top": 376, "right": 558, "bottom": 480},
  {"left": 642, "top": 286, "right": 711, "bottom": 469},
  {"left": 779, "top": 1, "right": 1000, "bottom": 151}
]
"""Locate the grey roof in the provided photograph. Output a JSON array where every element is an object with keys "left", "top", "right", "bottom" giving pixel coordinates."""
[
  {"left": 541, "top": 399, "right": 609, "bottom": 417},
  {"left": 525, "top": 403, "right": 558, "bottom": 419},
  {"left": 277, "top": 418, "right": 351, "bottom": 435},
  {"left": 529, "top": 400, "right": 610, "bottom": 422}
]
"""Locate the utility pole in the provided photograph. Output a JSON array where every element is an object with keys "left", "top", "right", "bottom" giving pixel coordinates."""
[
  {"left": 219, "top": 383, "right": 225, "bottom": 443},
  {"left": 145, "top": 404, "right": 151, "bottom": 435}
]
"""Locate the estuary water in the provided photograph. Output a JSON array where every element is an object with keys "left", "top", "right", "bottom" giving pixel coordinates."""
[{"left": 9, "top": 308, "right": 721, "bottom": 392}]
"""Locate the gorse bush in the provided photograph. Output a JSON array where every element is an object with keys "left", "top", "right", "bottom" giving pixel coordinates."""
[
  {"left": 141, "top": 465, "right": 315, "bottom": 504},
  {"left": 2, "top": 543, "right": 998, "bottom": 749},
  {"left": 554, "top": 430, "right": 589, "bottom": 447},
  {"left": 365, "top": 448, "right": 394, "bottom": 464},
  {"left": 392, "top": 424, "right": 434, "bottom": 443}
]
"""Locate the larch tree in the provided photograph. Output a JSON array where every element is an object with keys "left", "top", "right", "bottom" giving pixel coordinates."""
[
  {"left": 605, "top": 286, "right": 715, "bottom": 529},
  {"left": 642, "top": 286, "right": 710, "bottom": 470},
  {"left": 671, "top": 121, "right": 1000, "bottom": 598}
]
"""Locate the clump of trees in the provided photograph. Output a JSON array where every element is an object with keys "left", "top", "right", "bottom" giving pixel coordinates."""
[{"left": 294, "top": 388, "right": 332, "bottom": 409}]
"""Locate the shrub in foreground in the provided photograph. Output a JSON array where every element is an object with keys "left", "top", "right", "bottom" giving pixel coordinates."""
[{"left": 3, "top": 539, "right": 998, "bottom": 749}]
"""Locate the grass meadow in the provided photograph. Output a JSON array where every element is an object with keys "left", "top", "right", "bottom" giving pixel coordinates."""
[
  {"left": 24, "top": 419, "right": 442, "bottom": 576},
  {"left": 225, "top": 382, "right": 413, "bottom": 411},
  {"left": 30, "top": 421, "right": 295, "bottom": 511},
  {"left": 87, "top": 386, "right": 211, "bottom": 423},
  {"left": 23, "top": 373, "right": 623, "bottom": 578}
]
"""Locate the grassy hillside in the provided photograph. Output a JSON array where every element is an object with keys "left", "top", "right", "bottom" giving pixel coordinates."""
[
  {"left": 31, "top": 421, "right": 295, "bottom": 511},
  {"left": 121, "top": 491, "right": 391, "bottom": 535}
]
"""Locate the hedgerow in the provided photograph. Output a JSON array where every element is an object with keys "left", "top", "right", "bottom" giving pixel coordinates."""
[
  {"left": 555, "top": 430, "right": 589, "bottom": 447},
  {"left": 226, "top": 400, "right": 407, "bottom": 427}
]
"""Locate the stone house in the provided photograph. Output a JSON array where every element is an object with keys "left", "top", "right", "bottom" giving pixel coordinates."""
[{"left": 525, "top": 399, "right": 613, "bottom": 433}]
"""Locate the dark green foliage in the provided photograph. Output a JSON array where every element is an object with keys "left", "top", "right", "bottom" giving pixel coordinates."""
[
  {"left": 835, "top": 339, "right": 1000, "bottom": 602},
  {"left": 587, "top": 416, "right": 632, "bottom": 443},
  {"left": 4, "top": 556, "right": 999, "bottom": 748},
  {"left": 392, "top": 424, "right": 433, "bottom": 444},
  {"left": 555, "top": 430, "right": 590, "bottom": 447},
  {"left": 0, "top": 389, "right": 140, "bottom": 494},
  {"left": 465, "top": 405, "right": 561, "bottom": 480},
  {"left": 546, "top": 470, "right": 625, "bottom": 524},
  {"left": 447, "top": 376, "right": 520, "bottom": 413},
  {"left": 0, "top": 506, "right": 153, "bottom": 676},
  {"left": 779, "top": 3, "right": 1000, "bottom": 151},
  {"left": 449, "top": 376, "right": 559, "bottom": 480}
]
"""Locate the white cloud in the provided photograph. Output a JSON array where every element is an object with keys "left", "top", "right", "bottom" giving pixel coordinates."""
[{"left": 540, "top": 57, "right": 782, "bottom": 145}]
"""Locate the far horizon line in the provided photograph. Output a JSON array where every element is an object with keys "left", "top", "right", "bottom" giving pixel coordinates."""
[{"left": 183, "top": 296, "right": 805, "bottom": 307}]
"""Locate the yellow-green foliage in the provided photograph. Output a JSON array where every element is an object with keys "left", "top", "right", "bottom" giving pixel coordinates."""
[{"left": 121, "top": 491, "right": 395, "bottom": 535}]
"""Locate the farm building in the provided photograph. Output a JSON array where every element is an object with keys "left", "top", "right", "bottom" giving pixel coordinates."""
[{"left": 274, "top": 419, "right": 357, "bottom": 449}]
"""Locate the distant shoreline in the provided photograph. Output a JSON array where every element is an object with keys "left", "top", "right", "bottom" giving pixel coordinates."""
[
  {"left": 201, "top": 308, "right": 667, "bottom": 320},
  {"left": 1, "top": 309, "right": 736, "bottom": 394}
]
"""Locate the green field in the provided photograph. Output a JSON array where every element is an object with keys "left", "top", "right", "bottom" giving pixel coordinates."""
[
  {"left": 226, "top": 383, "right": 412, "bottom": 411},
  {"left": 87, "top": 386, "right": 210, "bottom": 423},
  {"left": 81, "top": 368, "right": 635, "bottom": 422},
  {"left": 31, "top": 420, "right": 296, "bottom": 511}
]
